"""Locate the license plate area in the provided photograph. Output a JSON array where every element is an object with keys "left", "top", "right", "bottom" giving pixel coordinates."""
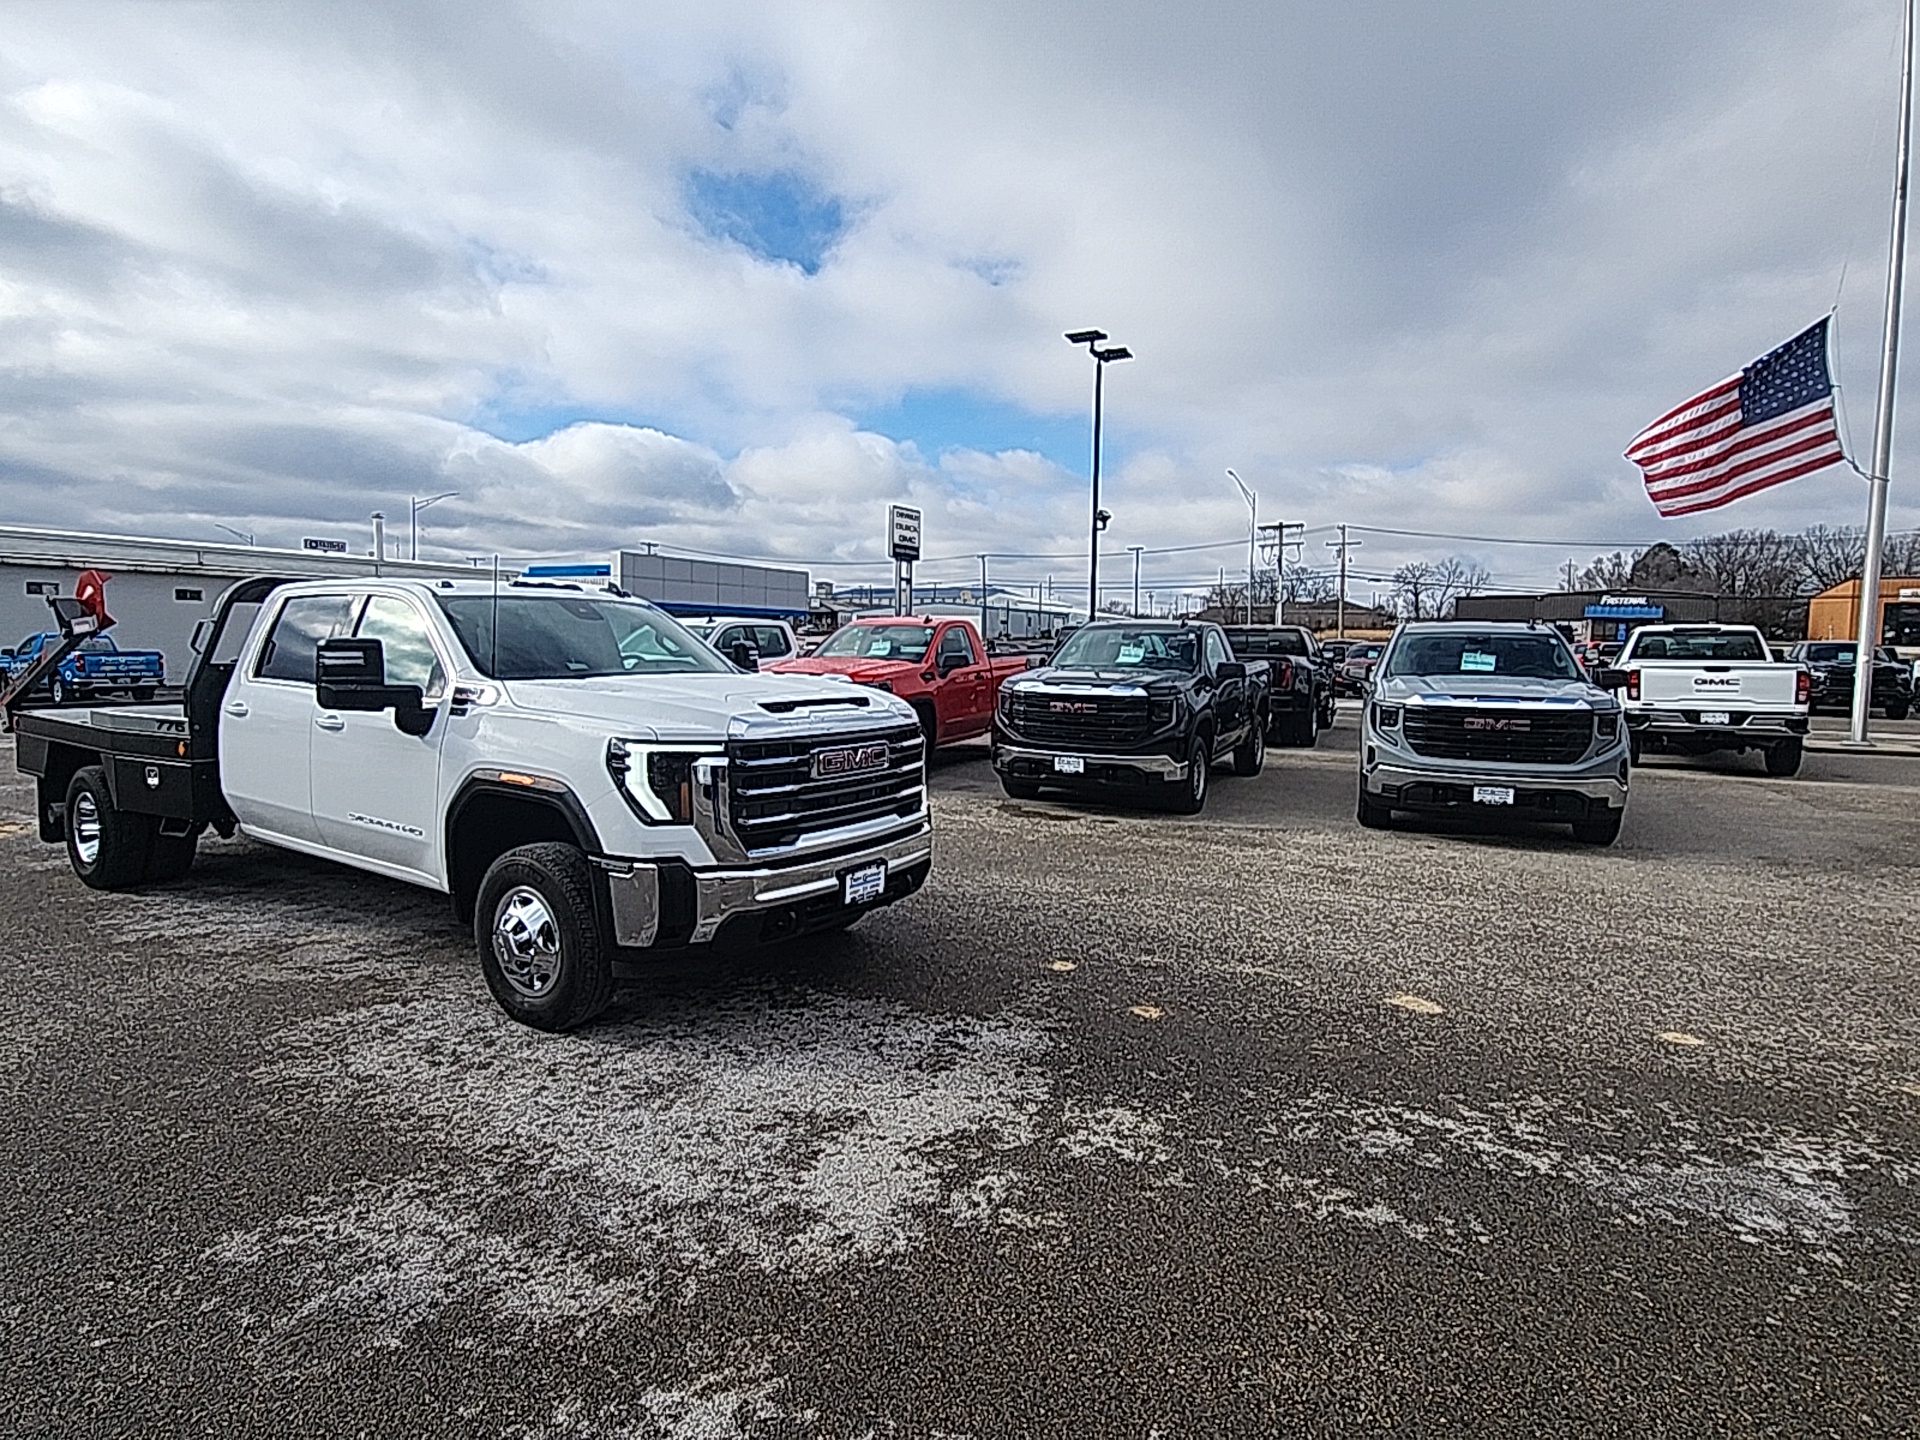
[
  {"left": 1700, "top": 711, "right": 1730, "bottom": 725},
  {"left": 1053, "top": 755, "right": 1086, "bottom": 774},
  {"left": 1473, "top": 785, "right": 1515, "bottom": 806},
  {"left": 842, "top": 861, "right": 887, "bottom": 906}
]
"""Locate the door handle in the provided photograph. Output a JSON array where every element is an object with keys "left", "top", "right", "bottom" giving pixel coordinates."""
[
  {"left": 315, "top": 713, "right": 346, "bottom": 731},
  {"left": 224, "top": 701, "right": 248, "bottom": 717}
]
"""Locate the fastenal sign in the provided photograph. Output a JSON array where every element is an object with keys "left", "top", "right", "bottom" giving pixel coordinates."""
[{"left": 888, "top": 504, "right": 922, "bottom": 562}]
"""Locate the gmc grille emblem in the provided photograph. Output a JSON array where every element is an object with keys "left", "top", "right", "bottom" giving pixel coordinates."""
[
  {"left": 1049, "top": 701, "right": 1098, "bottom": 713},
  {"left": 811, "top": 742, "right": 891, "bottom": 779},
  {"left": 1462, "top": 715, "right": 1530, "bottom": 731}
]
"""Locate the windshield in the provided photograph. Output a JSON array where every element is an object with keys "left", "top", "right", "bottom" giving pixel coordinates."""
[
  {"left": 1223, "top": 628, "right": 1308, "bottom": 657},
  {"left": 1630, "top": 631, "right": 1767, "bottom": 661},
  {"left": 814, "top": 624, "right": 935, "bottom": 662},
  {"left": 1384, "top": 631, "right": 1582, "bottom": 681},
  {"left": 1799, "top": 643, "right": 1856, "bottom": 664},
  {"left": 1346, "top": 645, "right": 1384, "bottom": 663},
  {"left": 1051, "top": 626, "right": 1199, "bottom": 672},
  {"left": 436, "top": 594, "right": 729, "bottom": 680}
]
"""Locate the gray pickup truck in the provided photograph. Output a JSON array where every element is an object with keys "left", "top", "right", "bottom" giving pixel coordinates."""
[{"left": 1357, "top": 622, "right": 1631, "bottom": 845}]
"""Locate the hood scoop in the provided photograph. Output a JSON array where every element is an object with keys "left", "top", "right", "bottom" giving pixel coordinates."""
[{"left": 757, "top": 695, "right": 872, "bottom": 713}]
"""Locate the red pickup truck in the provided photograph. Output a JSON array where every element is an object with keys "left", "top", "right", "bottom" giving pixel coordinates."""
[{"left": 771, "top": 617, "right": 1029, "bottom": 747}]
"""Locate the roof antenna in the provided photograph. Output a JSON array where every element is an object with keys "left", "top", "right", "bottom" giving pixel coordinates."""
[{"left": 490, "top": 554, "right": 501, "bottom": 677}]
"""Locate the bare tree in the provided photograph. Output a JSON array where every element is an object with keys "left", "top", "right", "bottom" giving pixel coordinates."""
[
  {"left": 1796, "top": 525, "right": 1867, "bottom": 594},
  {"left": 1281, "top": 566, "right": 1338, "bottom": 605},
  {"left": 1390, "top": 556, "right": 1488, "bottom": 620},
  {"left": 1577, "top": 550, "right": 1638, "bottom": 590}
]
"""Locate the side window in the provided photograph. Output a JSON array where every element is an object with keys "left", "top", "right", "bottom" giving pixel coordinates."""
[
  {"left": 255, "top": 595, "right": 356, "bottom": 682},
  {"left": 754, "top": 625, "right": 792, "bottom": 658},
  {"left": 355, "top": 596, "right": 447, "bottom": 700},
  {"left": 716, "top": 626, "right": 748, "bottom": 653},
  {"left": 938, "top": 628, "right": 976, "bottom": 668},
  {"left": 1205, "top": 630, "right": 1230, "bottom": 669}
]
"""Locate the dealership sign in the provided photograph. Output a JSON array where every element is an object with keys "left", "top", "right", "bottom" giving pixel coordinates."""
[
  {"left": 888, "top": 504, "right": 922, "bottom": 562},
  {"left": 302, "top": 537, "right": 349, "bottom": 554},
  {"left": 1585, "top": 593, "right": 1665, "bottom": 620}
]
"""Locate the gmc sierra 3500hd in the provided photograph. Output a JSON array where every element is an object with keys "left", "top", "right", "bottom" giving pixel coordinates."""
[{"left": 8, "top": 576, "right": 934, "bottom": 1031}]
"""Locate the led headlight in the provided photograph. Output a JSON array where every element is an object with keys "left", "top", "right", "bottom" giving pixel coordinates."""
[
  {"left": 1148, "top": 696, "right": 1177, "bottom": 727},
  {"left": 1595, "top": 711, "right": 1620, "bottom": 738},
  {"left": 608, "top": 740, "right": 721, "bottom": 824},
  {"left": 859, "top": 679, "right": 894, "bottom": 692},
  {"left": 1373, "top": 703, "right": 1402, "bottom": 728}
]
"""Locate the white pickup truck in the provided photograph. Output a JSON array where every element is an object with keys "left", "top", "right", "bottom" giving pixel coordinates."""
[
  {"left": 1615, "top": 623, "right": 1810, "bottom": 775},
  {"left": 8, "top": 575, "right": 933, "bottom": 1031}
]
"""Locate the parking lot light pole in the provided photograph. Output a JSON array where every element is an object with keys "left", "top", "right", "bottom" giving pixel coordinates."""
[
  {"left": 410, "top": 491, "right": 459, "bottom": 562},
  {"left": 1128, "top": 545, "right": 1144, "bottom": 616},
  {"left": 1226, "top": 469, "right": 1256, "bottom": 624},
  {"left": 212, "top": 523, "right": 255, "bottom": 546},
  {"left": 1066, "top": 330, "right": 1132, "bottom": 620}
]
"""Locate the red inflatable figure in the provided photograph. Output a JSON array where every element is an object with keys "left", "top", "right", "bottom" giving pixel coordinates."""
[{"left": 73, "top": 569, "right": 115, "bottom": 630}]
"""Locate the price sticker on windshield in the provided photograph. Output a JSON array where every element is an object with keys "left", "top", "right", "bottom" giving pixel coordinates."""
[
  {"left": 1460, "top": 652, "right": 1498, "bottom": 672},
  {"left": 1117, "top": 643, "right": 1145, "bottom": 664}
]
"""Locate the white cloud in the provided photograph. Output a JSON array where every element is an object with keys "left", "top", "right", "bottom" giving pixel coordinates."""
[{"left": 1, "top": 0, "right": 1916, "bottom": 597}]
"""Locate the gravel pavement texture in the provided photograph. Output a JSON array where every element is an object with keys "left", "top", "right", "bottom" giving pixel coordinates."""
[{"left": 2, "top": 721, "right": 1918, "bottom": 1437}]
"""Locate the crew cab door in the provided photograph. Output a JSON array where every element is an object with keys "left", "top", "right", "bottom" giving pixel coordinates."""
[
  {"left": 309, "top": 595, "right": 450, "bottom": 880},
  {"left": 932, "top": 625, "right": 988, "bottom": 737},
  {"left": 1205, "top": 628, "right": 1244, "bottom": 750},
  {"left": 220, "top": 593, "right": 357, "bottom": 845}
]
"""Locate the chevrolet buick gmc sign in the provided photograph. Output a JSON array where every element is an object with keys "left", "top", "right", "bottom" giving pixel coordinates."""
[{"left": 888, "top": 505, "right": 922, "bottom": 562}]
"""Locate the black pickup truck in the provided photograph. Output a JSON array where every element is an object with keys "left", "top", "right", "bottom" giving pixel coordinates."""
[
  {"left": 990, "top": 619, "right": 1270, "bottom": 813},
  {"left": 1221, "top": 624, "right": 1336, "bottom": 747}
]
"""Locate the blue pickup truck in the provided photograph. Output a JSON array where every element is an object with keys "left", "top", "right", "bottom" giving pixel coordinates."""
[{"left": 2, "top": 632, "right": 166, "bottom": 704}]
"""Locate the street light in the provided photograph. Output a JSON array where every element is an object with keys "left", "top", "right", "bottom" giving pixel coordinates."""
[
  {"left": 212, "top": 523, "right": 255, "bottom": 546},
  {"left": 410, "top": 491, "right": 459, "bottom": 561},
  {"left": 1066, "top": 329, "right": 1132, "bottom": 619},
  {"left": 1226, "top": 468, "right": 1256, "bottom": 625}
]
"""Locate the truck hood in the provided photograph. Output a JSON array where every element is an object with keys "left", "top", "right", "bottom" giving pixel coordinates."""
[
  {"left": 1007, "top": 668, "right": 1191, "bottom": 694},
  {"left": 770, "top": 655, "right": 926, "bottom": 683},
  {"left": 1376, "top": 674, "right": 1610, "bottom": 706},
  {"left": 501, "top": 672, "right": 914, "bottom": 739}
]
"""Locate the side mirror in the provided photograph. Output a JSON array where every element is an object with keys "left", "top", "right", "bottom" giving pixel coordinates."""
[
  {"left": 1215, "top": 660, "right": 1247, "bottom": 681},
  {"left": 315, "top": 638, "right": 431, "bottom": 735},
  {"left": 1592, "top": 667, "right": 1630, "bottom": 691},
  {"left": 727, "top": 638, "right": 760, "bottom": 672}
]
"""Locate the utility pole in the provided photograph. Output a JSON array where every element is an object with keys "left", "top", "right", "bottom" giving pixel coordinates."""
[
  {"left": 1262, "top": 522, "right": 1302, "bottom": 625},
  {"left": 978, "top": 554, "right": 989, "bottom": 636},
  {"left": 1561, "top": 558, "right": 1578, "bottom": 592},
  {"left": 1128, "top": 545, "right": 1144, "bottom": 616},
  {"left": 1325, "top": 525, "right": 1362, "bottom": 638}
]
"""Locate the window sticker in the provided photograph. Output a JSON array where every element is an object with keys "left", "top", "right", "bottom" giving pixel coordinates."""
[
  {"left": 1460, "top": 651, "right": 1497, "bottom": 673},
  {"left": 867, "top": 640, "right": 891, "bottom": 657},
  {"left": 1117, "top": 643, "right": 1146, "bottom": 664}
]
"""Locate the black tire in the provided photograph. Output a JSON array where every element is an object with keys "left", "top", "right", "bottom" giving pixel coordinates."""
[
  {"left": 1628, "top": 731, "right": 1643, "bottom": 766},
  {"left": 1320, "top": 696, "right": 1337, "bottom": 731},
  {"left": 913, "top": 703, "right": 939, "bottom": 753},
  {"left": 1571, "top": 805, "right": 1624, "bottom": 846},
  {"left": 474, "top": 842, "right": 613, "bottom": 1032},
  {"left": 1764, "top": 739, "right": 1804, "bottom": 777},
  {"left": 1000, "top": 776, "right": 1043, "bottom": 800},
  {"left": 50, "top": 676, "right": 70, "bottom": 705},
  {"left": 1233, "top": 716, "right": 1266, "bottom": 775},
  {"left": 64, "top": 766, "right": 153, "bottom": 890},
  {"left": 1166, "top": 730, "right": 1211, "bottom": 814},
  {"left": 145, "top": 828, "right": 198, "bottom": 883},
  {"left": 1887, "top": 698, "right": 1911, "bottom": 721},
  {"left": 1356, "top": 777, "right": 1391, "bottom": 829},
  {"left": 1293, "top": 703, "right": 1320, "bottom": 748}
]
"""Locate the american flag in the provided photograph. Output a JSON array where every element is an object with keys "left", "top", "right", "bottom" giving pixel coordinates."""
[{"left": 1625, "top": 318, "right": 1847, "bottom": 517}]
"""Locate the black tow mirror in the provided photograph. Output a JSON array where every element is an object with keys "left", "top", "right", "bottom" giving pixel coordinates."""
[
  {"left": 1215, "top": 660, "right": 1246, "bottom": 681},
  {"left": 727, "top": 638, "right": 760, "bottom": 672},
  {"left": 315, "top": 638, "right": 432, "bottom": 736},
  {"left": 1592, "top": 667, "right": 1630, "bottom": 691}
]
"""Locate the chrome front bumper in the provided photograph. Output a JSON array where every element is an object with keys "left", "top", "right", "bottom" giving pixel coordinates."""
[
  {"left": 597, "top": 822, "right": 934, "bottom": 948},
  {"left": 994, "top": 743, "right": 1188, "bottom": 780},
  {"left": 1362, "top": 758, "right": 1628, "bottom": 807}
]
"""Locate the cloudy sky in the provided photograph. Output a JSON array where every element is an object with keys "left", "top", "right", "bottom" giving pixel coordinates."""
[{"left": 3, "top": 0, "right": 1917, "bottom": 604}]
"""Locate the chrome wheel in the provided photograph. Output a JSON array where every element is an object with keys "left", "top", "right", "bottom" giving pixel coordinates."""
[
  {"left": 71, "top": 791, "right": 101, "bottom": 866},
  {"left": 492, "top": 886, "right": 562, "bottom": 998},
  {"left": 1191, "top": 747, "right": 1209, "bottom": 804}
]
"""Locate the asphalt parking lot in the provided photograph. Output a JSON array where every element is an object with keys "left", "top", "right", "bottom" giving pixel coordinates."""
[{"left": 4, "top": 717, "right": 1919, "bottom": 1437}]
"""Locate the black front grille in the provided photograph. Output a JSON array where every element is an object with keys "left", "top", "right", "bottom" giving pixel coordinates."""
[
  {"left": 1402, "top": 707, "right": 1593, "bottom": 765},
  {"left": 728, "top": 723, "right": 924, "bottom": 853},
  {"left": 1007, "top": 692, "right": 1154, "bottom": 747}
]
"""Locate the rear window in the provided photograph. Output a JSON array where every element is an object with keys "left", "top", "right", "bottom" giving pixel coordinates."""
[
  {"left": 1630, "top": 631, "right": 1767, "bottom": 661},
  {"left": 1223, "top": 629, "right": 1309, "bottom": 657}
]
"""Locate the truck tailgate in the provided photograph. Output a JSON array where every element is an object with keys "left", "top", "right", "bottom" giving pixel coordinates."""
[{"left": 1637, "top": 664, "right": 1800, "bottom": 708}]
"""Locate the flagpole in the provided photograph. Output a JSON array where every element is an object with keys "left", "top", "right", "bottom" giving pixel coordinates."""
[{"left": 1852, "top": 0, "right": 1915, "bottom": 744}]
